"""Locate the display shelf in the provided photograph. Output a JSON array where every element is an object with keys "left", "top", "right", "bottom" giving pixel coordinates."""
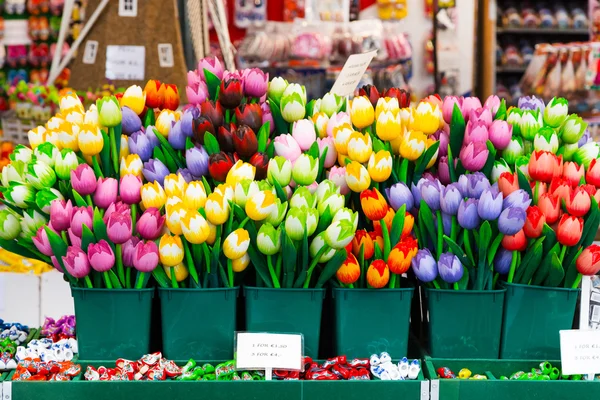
[
  {"left": 496, "top": 27, "right": 590, "bottom": 35},
  {"left": 496, "top": 66, "right": 528, "bottom": 74}
]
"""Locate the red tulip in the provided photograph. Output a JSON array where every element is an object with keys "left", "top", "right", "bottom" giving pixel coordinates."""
[
  {"left": 219, "top": 78, "right": 243, "bottom": 109},
  {"left": 249, "top": 152, "right": 269, "bottom": 180},
  {"left": 549, "top": 177, "right": 572, "bottom": 203},
  {"left": 567, "top": 187, "right": 591, "bottom": 217},
  {"left": 208, "top": 152, "right": 235, "bottom": 182},
  {"left": 556, "top": 214, "right": 583, "bottom": 246},
  {"left": 563, "top": 161, "right": 585, "bottom": 187},
  {"left": 358, "top": 85, "right": 380, "bottom": 107},
  {"left": 502, "top": 230, "right": 527, "bottom": 251},
  {"left": 576, "top": 244, "right": 600, "bottom": 276},
  {"left": 524, "top": 206, "right": 545, "bottom": 238},
  {"left": 587, "top": 159, "right": 600, "bottom": 187},
  {"left": 383, "top": 88, "right": 411, "bottom": 108},
  {"left": 193, "top": 116, "right": 215, "bottom": 145},
  {"left": 498, "top": 172, "right": 519, "bottom": 197},
  {"left": 163, "top": 84, "right": 180, "bottom": 111},
  {"left": 537, "top": 193, "right": 561, "bottom": 224},
  {"left": 529, "top": 151, "right": 560, "bottom": 183},
  {"left": 232, "top": 125, "right": 258, "bottom": 158},
  {"left": 235, "top": 103, "right": 263, "bottom": 133},
  {"left": 201, "top": 100, "right": 224, "bottom": 128},
  {"left": 581, "top": 184, "right": 597, "bottom": 197},
  {"left": 217, "top": 123, "right": 236, "bottom": 153}
]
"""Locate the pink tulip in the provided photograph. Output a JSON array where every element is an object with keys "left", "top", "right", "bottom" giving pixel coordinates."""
[
  {"left": 563, "top": 161, "right": 585, "bottom": 187},
  {"left": 242, "top": 68, "right": 269, "bottom": 98},
  {"left": 187, "top": 70, "right": 203, "bottom": 89},
  {"left": 327, "top": 112, "right": 351, "bottom": 138},
  {"left": 103, "top": 201, "right": 129, "bottom": 224},
  {"left": 292, "top": 119, "right": 317, "bottom": 151},
  {"left": 438, "top": 156, "right": 450, "bottom": 185},
  {"left": 62, "top": 246, "right": 91, "bottom": 278},
  {"left": 317, "top": 137, "right": 337, "bottom": 169},
  {"left": 93, "top": 177, "right": 118, "bottom": 209},
  {"left": 567, "top": 187, "right": 591, "bottom": 217},
  {"left": 133, "top": 240, "right": 160, "bottom": 272},
  {"left": 442, "top": 96, "right": 463, "bottom": 124},
  {"left": 462, "top": 97, "right": 482, "bottom": 122},
  {"left": 327, "top": 166, "right": 349, "bottom": 195},
  {"left": 489, "top": 120, "right": 512, "bottom": 150},
  {"left": 120, "top": 174, "right": 143, "bottom": 204},
  {"left": 33, "top": 226, "right": 53, "bottom": 256},
  {"left": 464, "top": 120, "right": 489, "bottom": 144},
  {"left": 71, "top": 164, "right": 97, "bottom": 196},
  {"left": 107, "top": 212, "right": 132, "bottom": 244},
  {"left": 122, "top": 237, "right": 141, "bottom": 267},
  {"left": 49, "top": 199, "right": 73, "bottom": 232},
  {"left": 199, "top": 57, "right": 224, "bottom": 80},
  {"left": 70, "top": 206, "right": 93, "bottom": 237},
  {"left": 137, "top": 208, "right": 164, "bottom": 240},
  {"left": 469, "top": 107, "right": 493, "bottom": 128},
  {"left": 273, "top": 134, "right": 302, "bottom": 162},
  {"left": 438, "top": 129, "right": 449, "bottom": 157},
  {"left": 88, "top": 240, "right": 115, "bottom": 272},
  {"left": 484, "top": 95, "right": 501, "bottom": 115},
  {"left": 68, "top": 228, "right": 82, "bottom": 248},
  {"left": 186, "top": 81, "right": 209, "bottom": 105},
  {"left": 51, "top": 256, "right": 63, "bottom": 272},
  {"left": 460, "top": 142, "right": 489, "bottom": 172}
]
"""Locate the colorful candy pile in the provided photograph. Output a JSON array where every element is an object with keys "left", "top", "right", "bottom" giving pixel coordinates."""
[
  {"left": 177, "top": 360, "right": 264, "bottom": 381},
  {"left": 286, "top": 356, "right": 372, "bottom": 380},
  {"left": 503, "top": 361, "right": 574, "bottom": 381},
  {"left": 17, "top": 338, "right": 78, "bottom": 363},
  {"left": 85, "top": 353, "right": 181, "bottom": 381},
  {"left": 437, "top": 367, "right": 488, "bottom": 380},
  {"left": 12, "top": 359, "right": 81, "bottom": 381},
  {"left": 0, "top": 338, "right": 19, "bottom": 370},
  {"left": 0, "top": 323, "right": 29, "bottom": 345},
  {"left": 370, "top": 353, "right": 421, "bottom": 381},
  {"left": 41, "top": 315, "right": 76, "bottom": 339}
]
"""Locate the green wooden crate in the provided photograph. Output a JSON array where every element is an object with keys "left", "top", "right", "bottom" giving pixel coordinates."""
[{"left": 424, "top": 358, "right": 600, "bottom": 400}]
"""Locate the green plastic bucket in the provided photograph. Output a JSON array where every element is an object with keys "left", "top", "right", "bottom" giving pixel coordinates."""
[
  {"left": 500, "top": 282, "right": 579, "bottom": 359},
  {"left": 425, "top": 288, "right": 505, "bottom": 359},
  {"left": 158, "top": 287, "right": 238, "bottom": 360},
  {"left": 244, "top": 287, "right": 325, "bottom": 358},
  {"left": 333, "top": 287, "right": 414, "bottom": 359},
  {"left": 71, "top": 287, "right": 154, "bottom": 360}
]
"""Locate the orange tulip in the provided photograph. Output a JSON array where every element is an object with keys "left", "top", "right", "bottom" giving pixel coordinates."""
[
  {"left": 524, "top": 206, "right": 545, "bottom": 238},
  {"left": 387, "top": 237, "right": 418, "bottom": 274},
  {"left": 403, "top": 212, "right": 415, "bottom": 237},
  {"left": 163, "top": 83, "right": 180, "bottom": 110},
  {"left": 563, "top": 161, "right": 585, "bottom": 187},
  {"left": 144, "top": 80, "right": 165, "bottom": 109},
  {"left": 576, "top": 244, "right": 600, "bottom": 276},
  {"left": 549, "top": 177, "right": 572, "bottom": 204},
  {"left": 374, "top": 207, "right": 395, "bottom": 232},
  {"left": 367, "top": 260, "right": 390, "bottom": 288},
  {"left": 352, "top": 229, "right": 375, "bottom": 260},
  {"left": 567, "top": 187, "right": 591, "bottom": 217},
  {"left": 557, "top": 214, "right": 584, "bottom": 246},
  {"left": 498, "top": 172, "right": 519, "bottom": 197},
  {"left": 537, "top": 193, "right": 560, "bottom": 224},
  {"left": 528, "top": 151, "right": 560, "bottom": 183},
  {"left": 587, "top": 159, "right": 600, "bottom": 187},
  {"left": 336, "top": 252, "right": 361, "bottom": 284},
  {"left": 369, "top": 231, "right": 384, "bottom": 254},
  {"left": 360, "top": 188, "right": 389, "bottom": 221}
]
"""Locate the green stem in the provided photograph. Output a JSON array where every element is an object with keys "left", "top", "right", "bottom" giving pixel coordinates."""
[
  {"left": 389, "top": 273, "right": 397, "bottom": 289},
  {"left": 380, "top": 219, "right": 391, "bottom": 260},
  {"left": 61, "top": 231, "right": 69, "bottom": 245},
  {"left": 227, "top": 259, "right": 233, "bottom": 288},
  {"left": 453, "top": 282, "right": 459, "bottom": 290},
  {"left": 492, "top": 272, "right": 499, "bottom": 290},
  {"left": 267, "top": 255, "right": 281, "bottom": 288},
  {"left": 399, "top": 159, "right": 409, "bottom": 183},
  {"left": 238, "top": 216, "right": 251, "bottom": 229},
  {"left": 534, "top": 181, "right": 540, "bottom": 205},
  {"left": 507, "top": 250, "right": 518, "bottom": 283},
  {"left": 200, "top": 243, "right": 211, "bottom": 274},
  {"left": 170, "top": 266, "right": 179, "bottom": 288},
  {"left": 303, "top": 245, "right": 330, "bottom": 288},
  {"left": 103, "top": 271, "right": 113, "bottom": 289},
  {"left": 131, "top": 204, "right": 137, "bottom": 235},
  {"left": 116, "top": 244, "right": 125, "bottom": 286},
  {"left": 85, "top": 194, "right": 93, "bottom": 207},
  {"left": 275, "top": 255, "right": 282, "bottom": 282},
  {"left": 436, "top": 210, "right": 443, "bottom": 260},
  {"left": 135, "top": 272, "right": 146, "bottom": 289},
  {"left": 109, "top": 127, "right": 119, "bottom": 174},
  {"left": 125, "top": 268, "right": 131, "bottom": 289},
  {"left": 432, "top": 280, "right": 441, "bottom": 289},
  {"left": 183, "top": 240, "right": 199, "bottom": 286},
  {"left": 450, "top": 216, "right": 458, "bottom": 242},
  {"left": 559, "top": 245, "right": 567, "bottom": 264},
  {"left": 92, "top": 155, "right": 104, "bottom": 178},
  {"left": 572, "top": 273, "right": 582, "bottom": 289},
  {"left": 84, "top": 275, "right": 93, "bottom": 288},
  {"left": 463, "top": 230, "right": 475, "bottom": 266}
]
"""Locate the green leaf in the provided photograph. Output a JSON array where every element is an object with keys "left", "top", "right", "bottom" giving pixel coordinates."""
[
  {"left": 481, "top": 140, "right": 497, "bottom": 178},
  {"left": 532, "top": 243, "right": 558, "bottom": 286},
  {"left": 203, "top": 68, "right": 221, "bottom": 101},
  {"left": 153, "top": 128, "right": 185, "bottom": 169},
  {"left": 306, "top": 99, "right": 315, "bottom": 117},
  {"left": 443, "top": 235, "right": 473, "bottom": 268},
  {"left": 232, "top": 203, "right": 246, "bottom": 221},
  {"left": 108, "top": 270, "right": 123, "bottom": 288},
  {"left": 541, "top": 224, "right": 557, "bottom": 254},
  {"left": 267, "top": 139, "right": 275, "bottom": 159},
  {"left": 447, "top": 146, "right": 457, "bottom": 183},
  {"left": 316, "top": 206, "right": 333, "bottom": 234},
  {"left": 268, "top": 98, "right": 289, "bottom": 134},
  {"left": 449, "top": 104, "right": 466, "bottom": 157},
  {"left": 517, "top": 168, "right": 533, "bottom": 200},
  {"left": 495, "top": 99, "right": 507, "bottom": 121},
  {"left": 294, "top": 233, "right": 310, "bottom": 288},
  {"left": 372, "top": 137, "right": 386, "bottom": 153},
  {"left": 418, "top": 200, "right": 437, "bottom": 244},
  {"left": 514, "top": 238, "right": 546, "bottom": 284},
  {"left": 455, "top": 159, "right": 466, "bottom": 177},
  {"left": 92, "top": 207, "right": 110, "bottom": 246},
  {"left": 281, "top": 229, "right": 297, "bottom": 288},
  {"left": 0, "top": 238, "right": 42, "bottom": 261},
  {"left": 72, "top": 190, "right": 87, "bottom": 207},
  {"left": 247, "top": 245, "right": 274, "bottom": 288},
  {"left": 390, "top": 204, "right": 406, "bottom": 245},
  {"left": 307, "top": 141, "right": 320, "bottom": 159},
  {"left": 80, "top": 225, "right": 97, "bottom": 252},
  {"left": 478, "top": 221, "right": 492, "bottom": 265},
  {"left": 317, "top": 147, "right": 328, "bottom": 182},
  {"left": 152, "top": 266, "right": 170, "bottom": 288},
  {"left": 581, "top": 196, "right": 600, "bottom": 248},
  {"left": 457, "top": 264, "right": 470, "bottom": 289},
  {"left": 544, "top": 252, "right": 565, "bottom": 287},
  {"left": 100, "top": 129, "right": 112, "bottom": 177},
  {"left": 413, "top": 141, "right": 440, "bottom": 185},
  {"left": 153, "top": 146, "right": 167, "bottom": 164},
  {"left": 161, "top": 146, "right": 179, "bottom": 173},
  {"left": 204, "top": 132, "right": 221, "bottom": 155},
  {"left": 257, "top": 122, "right": 270, "bottom": 153},
  {"left": 271, "top": 179, "right": 288, "bottom": 204},
  {"left": 45, "top": 227, "right": 75, "bottom": 284},
  {"left": 186, "top": 136, "right": 195, "bottom": 151},
  {"left": 202, "top": 176, "right": 212, "bottom": 195},
  {"left": 316, "top": 249, "right": 347, "bottom": 288}
]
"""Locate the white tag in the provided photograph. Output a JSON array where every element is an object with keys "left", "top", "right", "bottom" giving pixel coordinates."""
[
  {"left": 157, "top": 44, "right": 174, "bottom": 68},
  {"left": 3, "top": 381, "right": 11, "bottom": 400},
  {"left": 0, "top": 275, "right": 4, "bottom": 313},
  {"left": 235, "top": 332, "right": 303, "bottom": 371},
  {"left": 3, "top": 20, "right": 32, "bottom": 46},
  {"left": 82, "top": 40, "right": 99, "bottom": 64},
  {"left": 119, "top": 0, "right": 138, "bottom": 17},
  {"left": 560, "top": 329, "right": 600, "bottom": 375},
  {"left": 330, "top": 50, "right": 378, "bottom": 97},
  {"left": 105, "top": 45, "right": 145, "bottom": 81}
]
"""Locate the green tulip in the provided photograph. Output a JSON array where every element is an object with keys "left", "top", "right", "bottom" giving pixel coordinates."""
[
  {"left": 33, "top": 142, "right": 59, "bottom": 168},
  {"left": 10, "top": 145, "right": 33, "bottom": 164},
  {"left": 317, "top": 192, "right": 345, "bottom": 216},
  {"left": 533, "top": 127, "right": 559, "bottom": 153},
  {"left": 282, "top": 83, "right": 307, "bottom": 104},
  {"left": 506, "top": 108, "right": 522, "bottom": 137},
  {"left": 97, "top": 96, "right": 122, "bottom": 127},
  {"left": 0, "top": 210, "right": 22, "bottom": 240},
  {"left": 26, "top": 158, "right": 56, "bottom": 190},
  {"left": 574, "top": 142, "right": 600, "bottom": 169},
  {"left": 290, "top": 186, "right": 316, "bottom": 209},
  {"left": 35, "top": 188, "right": 64, "bottom": 214},
  {"left": 324, "top": 220, "right": 356, "bottom": 250},
  {"left": 518, "top": 110, "right": 543, "bottom": 140},
  {"left": 267, "top": 156, "right": 292, "bottom": 187},
  {"left": 280, "top": 92, "right": 306, "bottom": 123},
  {"left": 291, "top": 154, "right": 318, "bottom": 186},
  {"left": 560, "top": 143, "right": 579, "bottom": 162},
  {"left": 320, "top": 93, "right": 343, "bottom": 118},
  {"left": 54, "top": 149, "right": 79, "bottom": 180},
  {"left": 560, "top": 114, "right": 587, "bottom": 144},
  {"left": 267, "top": 77, "right": 289, "bottom": 103},
  {"left": 257, "top": 223, "right": 281, "bottom": 256},
  {"left": 315, "top": 179, "right": 337, "bottom": 203},
  {"left": 1, "top": 182, "right": 35, "bottom": 208},
  {"left": 256, "top": 179, "right": 275, "bottom": 194},
  {"left": 309, "top": 232, "right": 336, "bottom": 262},
  {"left": 332, "top": 207, "right": 358, "bottom": 231},
  {"left": 306, "top": 208, "right": 319, "bottom": 236},
  {"left": 20, "top": 209, "right": 47, "bottom": 238},
  {"left": 266, "top": 198, "right": 288, "bottom": 226},
  {"left": 234, "top": 179, "right": 259, "bottom": 208},
  {"left": 285, "top": 208, "right": 307, "bottom": 241},
  {"left": 515, "top": 156, "right": 531, "bottom": 180},
  {"left": 1, "top": 161, "right": 26, "bottom": 187},
  {"left": 490, "top": 159, "right": 511, "bottom": 183},
  {"left": 543, "top": 97, "right": 568, "bottom": 128},
  {"left": 503, "top": 136, "right": 524, "bottom": 165}
]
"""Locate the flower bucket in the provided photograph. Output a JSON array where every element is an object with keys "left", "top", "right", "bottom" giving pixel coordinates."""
[
  {"left": 425, "top": 288, "right": 505, "bottom": 358},
  {"left": 71, "top": 287, "right": 154, "bottom": 360},
  {"left": 333, "top": 287, "right": 414, "bottom": 359},
  {"left": 244, "top": 287, "right": 325, "bottom": 358},
  {"left": 500, "top": 282, "right": 579, "bottom": 359},
  {"left": 158, "top": 287, "right": 239, "bottom": 360}
]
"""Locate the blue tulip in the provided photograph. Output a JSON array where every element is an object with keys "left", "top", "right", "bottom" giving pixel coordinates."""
[
  {"left": 128, "top": 131, "right": 153, "bottom": 162},
  {"left": 457, "top": 175, "right": 469, "bottom": 198},
  {"left": 498, "top": 207, "right": 526, "bottom": 235},
  {"left": 180, "top": 107, "right": 199, "bottom": 137},
  {"left": 121, "top": 106, "right": 142, "bottom": 135},
  {"left": 457, "top": 198, "right": 480, "bottom": 230},
  {"left": 168, "top": 120, "right": 186, "bottom": 150},
  {"left": 503, "top": 189, "right": 531, "bottom": 211},
  {"left": 177, "top": 168, "right": 194, "bottom": 183},
  {"left": 421, "top": 180, "right": 442, "bottom": 211},
  {"left": 142, "top": 159, "right": 170, "bottom": 186},
  {"left": 467, "top": 172, "right": 490, "bottom": 199},
  {"left": 494, "top": 248, "right": 513, "bottom": 274},
  {"left": 438, "top": 252, "right": 463, "bottom": 284},
  {"left": 411, "top": 248, "right": 438, "bottom": 283},
  {"left": 411, "top": 181, "right": 423, "bottom": 208},
  {"left": 186, "top": 145, "right": 209, "bottom": 177},
  {"left": 478, "top": 186, "right": 503, "bottom": 220},
  {"left": 386, "top": 182, "right": 414, "bottom": 212},
  {"left": 440, "top": 183, "right": 462, "bottom": 215}
]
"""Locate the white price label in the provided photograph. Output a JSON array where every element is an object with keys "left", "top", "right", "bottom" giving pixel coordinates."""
[
  {"left": 157, "top": 44, "right": 174, "bottom": 68},
  {"left": 83, "top": 41, "right": 99, "bottom": 64},
  {"left": 560, "top": 329, "right": 600, "bottom": 374},
  {"left": 330, "top": 50, "right": 377, "bottom": 97},
  {"left": 105, "top": 45, "right": 145, "bottom": 81},
  {"left": 236, "top": 332, "right": 303, "bottom": 371}
]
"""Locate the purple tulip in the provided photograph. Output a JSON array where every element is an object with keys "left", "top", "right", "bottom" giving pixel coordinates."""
[
  {"left": 579, "top": 129, "right": 591, "bottom": 147},
  {"left": 386, "top": 182, "right": 414, "bottom": 212},
  {"left": 498, "top": 207, "right": 526, "bottom": 235},
  {"left": 440, "top": 183, "right": 462, "bottom": 215},
  {"left": 442, "top": 96, "right": 463, "bottom": 124},
  {"left": 33, "top": 226, "right": 53, "bottom": 256},
  {"left": 484, "top": 95, "right": 501, "bottom": 115},
  {"left": 478, "top": 186, "right": 503, "bottom": 220},
  {"left": 457, "top": 198, "right": 480, "bottom": 230},
  {"left": 121, "top": 106, "right": 142, "bottom": 135},
  {"left": 462, "top": 97, "right": 482, "bottom": 122},
  {"left": 177, "top": 168, "right": 194, "bottom": 183},
  {"left": 489, "top": 120, "right": 512, "bottom": 150},
  {"left": 518, "top": 95, "right": 545, "bottom": 112},
  {"left": 129, "top": 131, "right": 154, "bottom": 162},
  {"left": 93, "top": 177, "right": 118, "bottom": 209},
  {"left": 438, "top": 253, "right": 464, "bottom": 284},
  {"left": 142, "top": 159, "right": 170, "bottom": 186},
  {"left": 503, "top": 189, "right": 531, "bottom": 211},
  {"left": 457, "top": 175, "right": 469, "bottom": 198},
  {"left": 103, "top": 201, "right": 129, "bottom": 224},
  {"left": 460, "top": 142, "right": 489, "bottom": 172},
  {"left": 411, "top": 182, "right": 423, "bottom": 207},
  {"left": 62, "top": 246, "right": 91, "bottom": 278},
  {"left": 469, "top": 108, "right": 492, "bottom": 128},
  {"left": 70, "top": 206, "right": 93, "bottom": 237},
  {"left": 107, "top": 211, "right": 132, "bottom": 244},
  {"left": 438, "top": 156, "right": 450, "bottom": 185},
  {"left": 120, "top": 175, "right": 142, "bottom": 205},
  {"left": 181, "top": 107, "right": 199, "bottom": 137},
  {"left": 464, "top": 120, "right": 489, "bottom": 144},
  {"left": 133, "top": 240, "right": 160, "bottom": 272},
  {"left": 467, "top": 172, "right": 491, "bottom": 199},
  {"left": 442, "top": 212, "right": 452, "bottom": 236},
  {"left": 242, "top": 68, "right": 269, "bottom": 98},
  {"left": 261, "top": 102, "right": 275, "bottom": 133},
  {"left": 50, "top": 199, "right": 73, "bottom": 232},
  {"left": 137, "top": 208, "right": 165, "bottom": 240},
  {"left": 438, "top": 129, "right": 449, "bottom": 157},
  {"left": 168, "top": 120, "right": 186, "bottom": 150},
  {"left": 122, "top": 237, "right": 141, "bottom": 268},
  {"left": 199, "top": 57, "right": 224, "bottom": 80},
  {"left": 421, "top": 180, "right": 442, "bottom": 211},
  {"left": 186, "top": 145, "right": 209, "bottom": 177},
  {"left": 145, "top": 127, "right": 160, "bottom": 148},
  {"left": 494, "top": 248, "right": 513, "bottom": 274},
  {"left": 411, "top": 248, "right": 438, "bottom": 283},
  {"left": 88, "top": 240, "right": 115, "bottom": 272},
  {"left": 71, "top": 164, "right": 97, "bottom": 196}
]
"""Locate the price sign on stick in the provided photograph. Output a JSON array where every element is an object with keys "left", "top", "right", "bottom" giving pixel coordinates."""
[
  {"left": 560, "top": 329, "right": 600, "bottom": 375},
  {"left": 330, "top": 50, "right": 378, "bottom": 97},
  {"left": 235, "top": 332, "right": 303, "bottom": 380}
]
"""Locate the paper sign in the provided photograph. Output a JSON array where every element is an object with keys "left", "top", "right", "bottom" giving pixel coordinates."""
[
  {"left": 158, "top": 44, "right": 174, "bottom": 68},
  {"left": 235, "top": 332, "right": 303, "bottom": 371},
  {"left": 119, "top": 0, "right": 138, "bottom": 17},
  {"left": 560, "top": 329, "right": 600, "bottom": 374},
  {"left": 83, "top": 41, "right": 99, "bottom": 64},
  {"left": 0, "top": 275, "right": 4, "bottom": 313},
  {"left": 3, "top": 20, "right": 32, "bottom": 46},
  {"left": 330, "top": 50, "right": 377, "bottom": 97},
  {"left": 105, "top": 46, "right": 145, "bottom": 81}
]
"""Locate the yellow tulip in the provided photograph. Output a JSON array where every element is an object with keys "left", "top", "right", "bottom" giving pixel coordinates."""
[
  {"left": 61, "top": 108, "right": 85, "bottom": 124},
  {"left": 376, "top": 110, "right": 402, "bottom": 141},
  {"left": 164, "top": 173, "right": 188, "bottom": 198},
  {"left": 223, "top": 228, "right": 250, "bottom": 260},
  {"left": 368, "top": 150, "right": 393, "bottom": 182},
  {"left": 410, "top": 102, "right": 442, "bottom": 135},
  {"left": 389, "top": 129, "right": 406, "bottom": 155},
  {"left": 337, "top": 152, "right": 348, "bottom": 167},
  {"left": 333, "top": 123, "right": 355, "bottom": 155},
  {"left": 141, "top": 181, "right": 167, "bottom": 210},
  {"left": 347, "top": 132, "right": 373, "bottom": 164},
  {"left": 226, "top": 160, "right": 256, "bottom": 186},
  {"left": 165, "top": 204, "right": 187, "bottom": 235},
  {"left": 232, "top": 253, "right": 250, "bottom": 272},
  {"left": 43, "top": 129, "right": 61, "bottom": 148},
  {"left": 181, "top": 210, "right": 210, "bottom": 244},
  {"left": 214, "top": 183, "right": 235, "bottom": 202},
  {"left": 245, "top": 190, "right": 276, "bottom": 221},
  {"left": 345, "top": 161, "right": 371, "bottom": 193},
  {"left": 58, "top": 122, "right": 80, "bottom": 151},
  {"left": 400, "top": 131, "right": 427, "bottom": 161},
  {"left": 164, "top": 263, "right": 188, "bottom": 282},
  {"left": 312, "top": 112, "right": 329, "bottom": 138},
  {"left": 183, "top": 181, "right": 207, "bottom": 210},
  {"left": 59, "top": 93, "right": 84, "bottom": 113},
  {"left": 159, "top": 234, "right": 185, "bottom": 267},
  {"left": 46, "top": 115, "right": 64, "bottom": 130},
  {"left": 205, "top": 192, "right": 230, "bottom": 225},
  {"left": 155, "top": 110, "right": 179, "bottom": 137},
  {"left": 206, "top": 221, "right": 217, "bottom": 245},
  {"left": 77, "top": 124, "right": 104, "bottom": 156},
  {"left": 120, "top": 154, "right": 143, "bottom": 178},
  {"left": 85, "top": 104, "right": 99, "bottom": 125},
  {"left": 120, "top": 85, "right": 146, "bottom": 115},
  {"left": 399, "top": 108, "right": 413, "bottom": 127},
  {"left": 375, "top": 97, "right": 400, "bottom": 119},
  {"left": 349, "top": 96, "right": 375, "bottom": 129},
  {"left": 120, "top": 134, "right": 129, "bottom": 159},
  {"left": 166, "top": 195, "right": 183, "bottom": 208},
  {"left": 427, "top": 138, "right": 439, "bottom": 169},
  {"left": 28, "top": 126, "right": 46, "bottom": 149}
]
